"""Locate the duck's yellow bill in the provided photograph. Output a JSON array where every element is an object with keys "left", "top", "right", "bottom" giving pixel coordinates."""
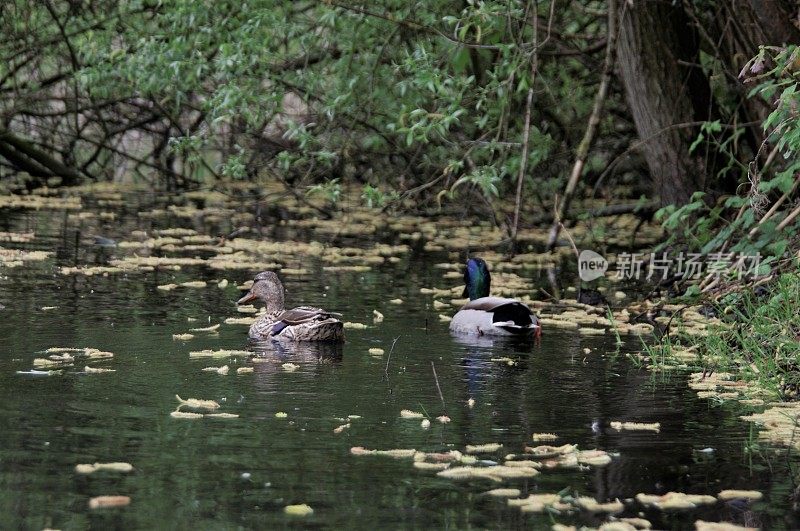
[{"left": 237, "top": 291, "right": 256, "bottom": 305}]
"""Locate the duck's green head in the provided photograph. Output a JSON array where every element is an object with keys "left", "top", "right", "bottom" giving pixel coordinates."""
[{"left": 463, "top": 258, "right": 491, "bottom": 300}]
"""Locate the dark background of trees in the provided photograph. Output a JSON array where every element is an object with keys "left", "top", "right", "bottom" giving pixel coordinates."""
[{"left": 1, "top": 0, "right": 798, "bottom": 233}]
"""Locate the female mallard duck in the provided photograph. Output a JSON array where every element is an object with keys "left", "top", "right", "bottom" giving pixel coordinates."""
[
  {"left": 237, "top": 271, "right": 344, "bottom": 342},
  {"left": 450, "top": 258, "right": 541, "bottom": 337}
]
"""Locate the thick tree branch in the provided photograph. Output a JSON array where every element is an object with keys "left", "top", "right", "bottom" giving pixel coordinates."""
[{"left": 0, "top": 128, "right": 86, "bottom": 185}]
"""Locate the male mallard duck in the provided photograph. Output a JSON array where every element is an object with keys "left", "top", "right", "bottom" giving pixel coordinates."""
[
  {"left": 449, "top": 258, "right": 541, "bottom": 337},
  {"left": 237, "top": 271, "right": 344, "bottom": 342}
]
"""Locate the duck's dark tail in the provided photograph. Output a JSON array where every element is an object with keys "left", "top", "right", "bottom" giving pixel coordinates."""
[{"left": 492, "top": 302, "right": 538, "bottom": 335}]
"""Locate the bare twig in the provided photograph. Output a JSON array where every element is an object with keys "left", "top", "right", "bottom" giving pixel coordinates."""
[
  {"left": 748, "top": 174, "right": 800, "bottom": 237},
  {"left": 560, "top": 222, "right": 580, "bottom": 262},
  {"left": 511, "top": 0, "right": 546, "bottom": 244},
  {"left": 775, "top": 202, "right": 800, "bottom": 231},
  {"left": 546, "top": 0, "right": 618, "bottom": 250}
]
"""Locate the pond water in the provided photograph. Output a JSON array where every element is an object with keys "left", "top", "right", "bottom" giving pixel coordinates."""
[{"left": 0, "top": 196, "right": 795, "bottom": 530}]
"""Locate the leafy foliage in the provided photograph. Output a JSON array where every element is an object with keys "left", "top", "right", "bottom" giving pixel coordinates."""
[
  {"left": 0, "top": 1, "right": 796, "bottom": 230},
  {"left": 702, "top": 271, "right": 800, "bottom": 399},
  {"left": 656, "top": 45, "right": 800, "bottom": 284},
  {"left": 0, "top": 0, "right": 611, "bottom": 212}
]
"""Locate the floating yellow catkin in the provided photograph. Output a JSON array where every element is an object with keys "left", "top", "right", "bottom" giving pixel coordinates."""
[
  {"left": 88, "top": 495, "right": 131, "bottom": 509},
  {"left": 175, "top": 395, "right": 220, "bottom": 410},
  {"left": 75, "top": 462, "right": 133, "bottom": 474},
  {"left": 284, "top": 504, "right": 313, "bottom": 516}
]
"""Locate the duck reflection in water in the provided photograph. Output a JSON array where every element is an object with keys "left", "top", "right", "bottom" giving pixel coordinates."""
[
  {"left": 249, "top": 339, "right": 344, "bottom": 362},
  {"left": 452, "top": 333, "right": 536, "bottom": 400}
]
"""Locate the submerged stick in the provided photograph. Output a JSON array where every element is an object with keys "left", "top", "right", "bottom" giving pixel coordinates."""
[
  {"left": 384, "top": 336, "right": 400, "bottom": 376},
  {"left": 431, "top": 361, "right": 447, "bottom": 414}
]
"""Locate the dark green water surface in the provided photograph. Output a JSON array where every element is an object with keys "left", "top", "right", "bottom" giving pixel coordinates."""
[{"left": 0, "top": 206, "right": 794, "bottom": 530}]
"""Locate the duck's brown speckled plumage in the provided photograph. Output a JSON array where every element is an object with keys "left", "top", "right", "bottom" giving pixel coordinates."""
[{"left": 238, "top": 272, "right": 344, "bottom": 342}]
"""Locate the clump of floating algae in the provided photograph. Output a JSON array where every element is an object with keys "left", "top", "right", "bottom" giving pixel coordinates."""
[
  {"left": 284, "top": 504, "right": 314, "bottom": 516},
  {"left": 189, "top": 349, "right": 249, "bottom": 358},
  {"left": 189, "top": 323, "right": 220, "bottom": 333},
  {"left": 502, "top": 459, "right": 543, "bottom": 469},
  {"left": 180, "top": 280, "right": 207, "bottom": 288},
  {"left": 694, "top": 520, "right": 758, "bottom": 531},
  {"left": 84, "top": 366, "right": 115, "bottom": 374},
  {"left": 175, "top": 395, "right": 220, "bottom": 410},
  {"left": 437, "top": 465, "right": 539, "bottom": 482},
  {"left": 413, "top": 461, "right": 449, "bottom": 471},
  {"left": 465, "top": 443, "right": 503, "bottom": 453},
  {"left": 29, "top": 348, "right": 114, "bottom": 373},
  {"left": 0, "top": 194, "right": 81, "bottom": 210},
  {"left": 34, "top": 356, "right": 73, "bottom": 368},
  {"left": 740, "top": 402, "right": 800, "bottom": 448},
  {"left": 0, "top": 231, "right": 34, "bottom": 243},
  {"left": 88, "top": 495, "right": 131, "bottom": 509},
  {"left": 717, "top": 490, "right": 762, "bottom": 501},
  {"left": 635, "top": 492, "right": 717, "bottom": 510},
  {"left": 507, "top": 493, "right": 569, "bottom": 513},
  {"left": 687, "top": 371, "right": 757, "bottom": 403},
  {"left": 350, "top": 447, "right": 416, "bottom": 459},
  {"left": 524, "top": 444, "right": 576, "bottom": 458},
  {"left": 333, "top": 423, "right": 350, "bottom": 434},
  {"left": 171, "top": 411, "right": 204, "bottom": 419},
  {"left": 484, "top": 488, "right": 521, "bottom": 497},
  {"left": 224, "top": 317, "right": 257, "bottom": 325},
  {"left": 0, "top": 247, "right": 52, "bottom": 268},
  {"left": 75, "top": 462, "right": 133, "bottom": 474},
  {"left": 609, "top": 421, "right": 661, "bottom": 432},
  {"left": 413, "top": 450, "right": 463, "bottom": 463},
  {"left": 574, "top": 497, "right": 625, "bottom": 514},
  {"left": 202, "top": 366, "right": 229, "bottom": 375}
]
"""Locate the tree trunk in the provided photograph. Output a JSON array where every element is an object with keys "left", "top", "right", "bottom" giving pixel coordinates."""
[{"left": 616, "top": 0, "right": 713, "bottom": 206}]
